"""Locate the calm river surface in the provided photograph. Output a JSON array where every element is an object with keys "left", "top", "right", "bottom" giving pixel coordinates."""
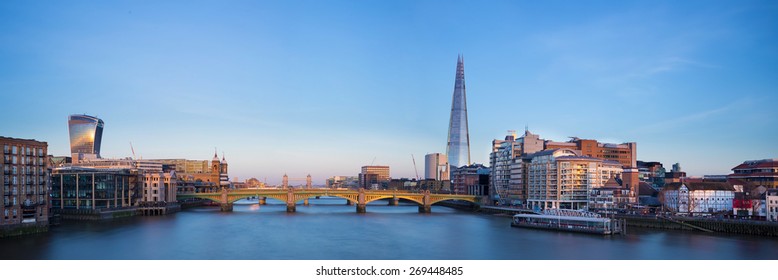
[{"left": 2, "top": 197, "right": 777, "bottom": 260}]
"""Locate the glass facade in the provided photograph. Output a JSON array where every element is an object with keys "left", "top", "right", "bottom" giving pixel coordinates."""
[
  {"left": 446, "top": 55, "right": 471, "bottom": 168},
  {"left": 68, "top": 114, "right": 104, "bottom": 157},
  {"left": 51, "top": 169, "right": 135, "bottom": 210}
]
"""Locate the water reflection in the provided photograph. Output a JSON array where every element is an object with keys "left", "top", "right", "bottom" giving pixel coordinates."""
[{"left": 1, "top": 198, "right": 777, "bottom": 260}]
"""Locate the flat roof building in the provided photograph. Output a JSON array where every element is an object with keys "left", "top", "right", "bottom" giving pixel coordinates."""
[
  {"left": 729, "top": 159, "right": 778, "bottom": 188},
  {"left": 359, "top": 166, "right": 390, "bottom": 190},
  {"left": 1, "top": 136, "right": 49, "bottom": 236}
]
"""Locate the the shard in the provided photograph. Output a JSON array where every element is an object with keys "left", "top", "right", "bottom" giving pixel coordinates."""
[{"left": 446, "top": 55, "right": 471, "bottom": 168}]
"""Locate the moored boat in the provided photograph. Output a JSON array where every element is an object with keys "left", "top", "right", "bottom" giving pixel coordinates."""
[{"left": 512, "top": 209, "right": 623, "bottom": 235}]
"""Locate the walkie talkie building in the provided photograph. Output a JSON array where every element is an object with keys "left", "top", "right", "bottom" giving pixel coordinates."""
[
  {"left": 68, "top": 114, "right": 104, "bottom": 159},
  {"left": 446, "top": 55, "right": 471, "bottom": 169}
]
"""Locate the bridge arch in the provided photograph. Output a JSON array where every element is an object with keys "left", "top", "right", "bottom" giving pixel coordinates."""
[
  {"left": 364, "top": 195, "right": 424, "bottom": 205},
  {"left": 428, "top": 197, "right": 480, "bottom": 206},
  {"left": 225, "top": 194, "right": 288, "bottom": 204}
]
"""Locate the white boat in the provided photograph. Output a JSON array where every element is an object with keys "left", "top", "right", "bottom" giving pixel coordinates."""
[{"left": 511, "top": 209, "right": 623, "bottom": 235}]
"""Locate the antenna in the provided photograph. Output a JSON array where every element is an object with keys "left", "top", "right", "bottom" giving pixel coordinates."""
[
  {"left": 130, "top": 142, "right": 136, "bottom": 159},
  {"left": 370, "top": 156, "right": 376, "bottom": 166},
  {"left": 411, "top": 154, "right": 420, "bottom": 181}
]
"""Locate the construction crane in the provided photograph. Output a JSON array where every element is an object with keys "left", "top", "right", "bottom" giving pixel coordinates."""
[
  {"left": 411, "top": 154, "right": 420, "bottom": 181},
  {"left": 130, "top": 142, "right": 136, "bottom": 159}
]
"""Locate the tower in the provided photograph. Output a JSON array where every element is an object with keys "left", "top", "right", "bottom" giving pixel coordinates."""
[
  {"left": 220, "top": 153, "right": 229, "bottom": 187},
  {"left": 211, "top": 150, "right": 220, "bottom": 174},
  {"left": 68, "top": 114, "right": 104, "bottom": 162},
  {"left": 446, "top": 55, "right": 471, "bottom": 168}
]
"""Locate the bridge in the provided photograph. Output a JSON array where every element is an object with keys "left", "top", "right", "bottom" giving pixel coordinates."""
[{"left": 177, "top": 188, "right": 481, "bottom": 213}]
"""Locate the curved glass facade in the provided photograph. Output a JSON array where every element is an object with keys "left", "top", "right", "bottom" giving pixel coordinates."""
[{"left": 68, "top": 114, "right": 104, "bottom": 157}]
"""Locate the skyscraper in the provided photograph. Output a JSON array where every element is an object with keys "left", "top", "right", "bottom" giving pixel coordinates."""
[
  {"left": 68, "top": 114, "right": 104, "bottom": 161},
  {"left": 446, "top": 55, "right": 471, "bottom": 168},
  {"left": 424, "top": 153, "right": 449, "bottom": 181}
]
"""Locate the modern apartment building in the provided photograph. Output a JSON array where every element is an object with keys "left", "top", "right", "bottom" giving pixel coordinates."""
[
  {"left": 523, "top": 149, "right": 623, "bottom": 210},
  {"left": 489, "top": 129, "right": 637, "bottom": 207}
]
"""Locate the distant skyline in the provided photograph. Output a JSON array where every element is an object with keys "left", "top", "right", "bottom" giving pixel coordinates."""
[{"left": 1, "top": 1, "right": 777, "bottom": 184}]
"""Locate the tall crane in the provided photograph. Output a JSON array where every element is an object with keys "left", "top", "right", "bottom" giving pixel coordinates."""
[
  {"left": 411, "top": 154, "right": 420, "bottom": 181},
  {"left": 130, "top": 142, "right": 136, "bottom": 159}
]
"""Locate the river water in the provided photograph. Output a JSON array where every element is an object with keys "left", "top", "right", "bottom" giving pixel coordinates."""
[{"left": 1, "top": 197, "right": 777, "bottom": 260}]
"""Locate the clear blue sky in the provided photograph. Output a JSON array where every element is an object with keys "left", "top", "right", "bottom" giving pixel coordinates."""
[{"left": 2, "top": 1, "right": 776, "bottom": 184}]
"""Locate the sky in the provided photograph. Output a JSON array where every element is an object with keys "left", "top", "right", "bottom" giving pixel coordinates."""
[{"left": 1, "top": 1, "right": 776, "bottom": 184}]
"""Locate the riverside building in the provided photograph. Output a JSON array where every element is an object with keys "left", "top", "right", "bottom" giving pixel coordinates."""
[
  {"left": 522, "top": 149, "right": 624, "bottom": 210},
  {"left": 1, "top": 136, "right": 49, "bottom": 237},
  {"left": 728, "top": 159, "right": 778, "bottom": 188},
  {"left": 489, "top": 129, "right": 636, "bottom": 207},
  {"left": 148, "top": 151, "right": 230, "bottom": 191},
  {"left": 660, "top": 182, "right": 735, "bottom": 215},
  {"left": 451, "top": 163, "right": 490, "bottom": 196}
]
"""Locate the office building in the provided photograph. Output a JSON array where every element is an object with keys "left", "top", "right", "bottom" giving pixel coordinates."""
[
  {"left": 148, "top": 151, "right": 230, "bottom": 191},
  {"left": 1, "top": 137, "right": 49, "bottom": 236},
  {"left": 141, "top": 171, "right": 177, "bottom": 203},
  {"left": 68, "top": 114, "right": 104, "bottom": 162},
  {"left": 446, "top": 55, "right": 471, "bottom": 168},
  {"left": 728, "top": 159, "right": 778, "bottom": 188},
  {"left": 664, "top": 163, "right": 687, "bottom": 184},
  {"left": 326, "top": 176, "right": 359, "bottom": 189},
  {"left": 451, "top": 163, "right": 490, "bottom": 196},
  {"left": 51, "top": 166, "right": 138, "bottom": 210},
  {"left": 637, "top": 160, "right": 666, "bottom": 189},
  {"left": 424, "top": 153, "right": 449, "bottom": 181},
  {"left": 359, "top": 166, "right": 390, "bottom": 190}
]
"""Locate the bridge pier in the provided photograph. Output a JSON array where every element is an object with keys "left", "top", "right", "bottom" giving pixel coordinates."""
[
  {"left": 286, "top": 189, "right": 296, "bottom": 212},
  {"left": 346, "top": 200, "right": 353, "bottom": 206},
  {"left": 259, "top": 197, "right": 266, "bottom": 205},
  {"left": 388, "top": 198, "right": 399, "bottom": 206},
  {"left": 304, "top": 199, "right": 309, "bottom": 206},
  {"left": 418, "top": 205, "right": 431, "bottom": 213},
  {"left": 220, "top": 203, "right": 233, "bottom": 212},
  {"left": 356, "top": 204, "right": 366, "bottom": 213}
]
